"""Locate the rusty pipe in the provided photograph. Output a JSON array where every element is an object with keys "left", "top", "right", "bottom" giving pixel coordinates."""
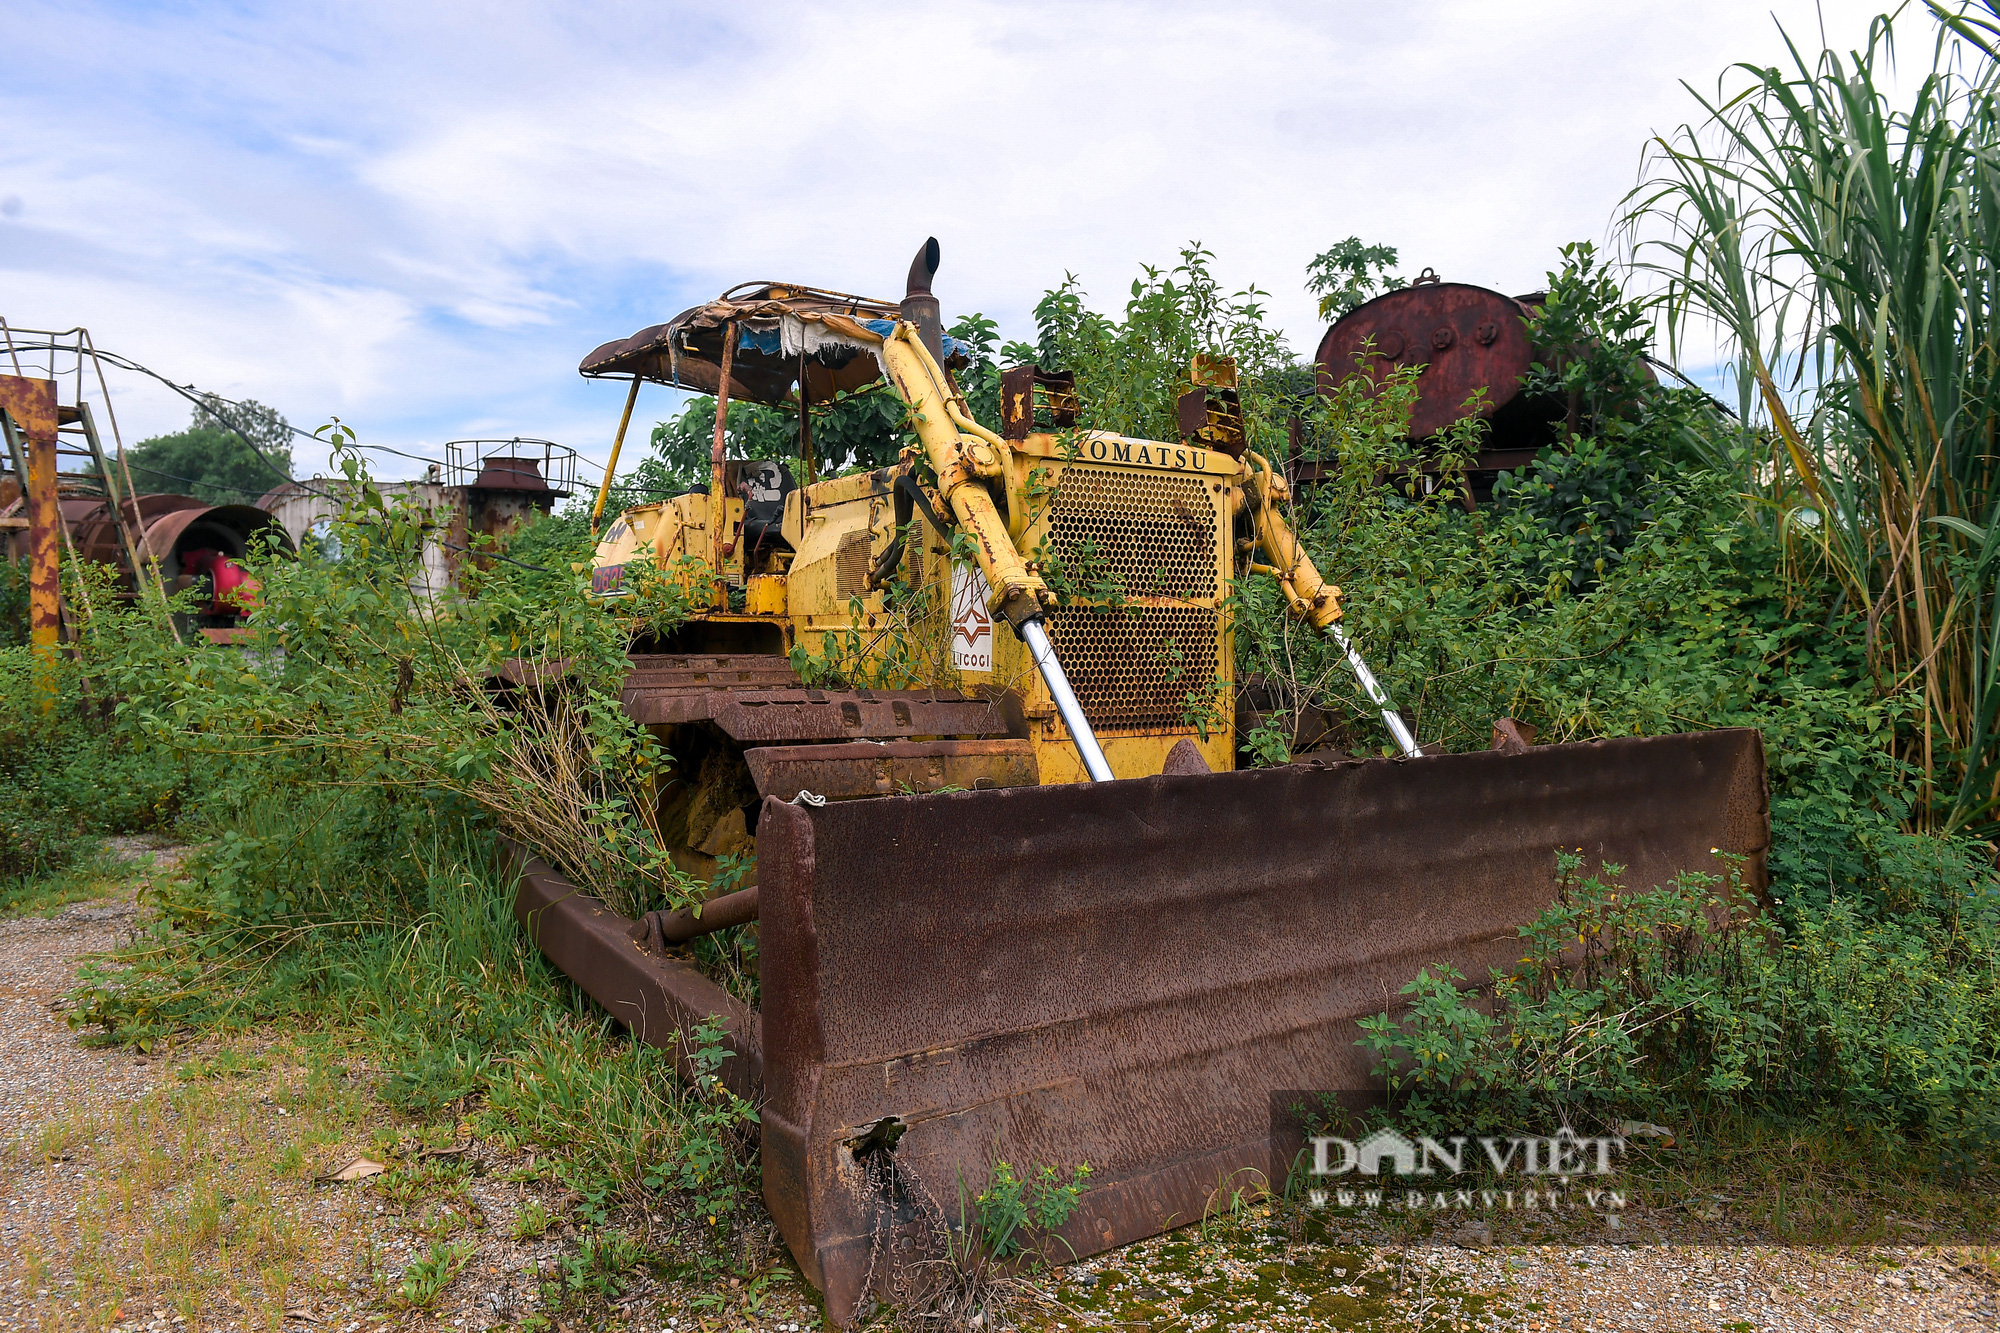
[
  {"left": 905, "top": 236, "right": 939, "bottom": 297},
  {"left": 710, "top": 321, "right": 735, "bottom": 579},
  {"left": 636, "top": 886, "right": 760, "bottom": 946}
]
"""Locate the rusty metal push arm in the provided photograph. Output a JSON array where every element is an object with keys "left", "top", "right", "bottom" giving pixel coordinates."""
[
  {"left": 875, "top": 322, "right": 1114, "bottom": 783},
  {"left": 1236, "top": 451, "right": 1424, "bottom": 759}
]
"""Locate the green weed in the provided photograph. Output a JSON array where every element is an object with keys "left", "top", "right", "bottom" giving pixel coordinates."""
[
  {"left": 0, "top": 843, "right": 136, "bottom": 917},
  {"left": 35, "top": 1111, "right": 96, "bottom": 1163},
  {"left": 969, "top": 1160, "right": 1092, "bottom": 1262},
  {"left": 1356, "top": 850, "right": 2000, "bottom": 1168},
  {"left": 509, "top": 1199, "right": 554, "bottom": 1240},
  {"left": 1629, "top": 4, "right": 2000, "bottom": 832},
  {"left": 553, "top": 1229, "right": 643, "bottom": 1301},
  {"left": 394, "top": 1237, "right": 476, "bottom": 1308},
  {"left": 175, "top": 1050, "right": 269, "bottom": 1081}
]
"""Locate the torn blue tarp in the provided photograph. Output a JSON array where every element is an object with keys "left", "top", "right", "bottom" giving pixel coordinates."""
[{"left": 735, "top": 320, "right": 971, "bottom": 362}]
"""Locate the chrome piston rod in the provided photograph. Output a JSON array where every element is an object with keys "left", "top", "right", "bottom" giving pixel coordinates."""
[
  {"left": 1328, "top": 622, "right": 1424, "bottom": 759},
  {"left": 1020, "top": 617, "right": 1115, "bottom": 782}
]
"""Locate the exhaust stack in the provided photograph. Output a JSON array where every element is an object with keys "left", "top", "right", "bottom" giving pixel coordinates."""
[{"left": 900, "top": 237, "right": 944, "bottom": 365}]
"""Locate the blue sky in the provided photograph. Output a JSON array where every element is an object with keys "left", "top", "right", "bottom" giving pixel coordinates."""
[{"left": 2, "top": 0, "right": 1892, "bottom": 486}]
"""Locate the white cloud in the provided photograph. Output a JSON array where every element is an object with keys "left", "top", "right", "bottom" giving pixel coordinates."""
[{"left": 1, "top": 0, "right": 1898, "bottom": 481}]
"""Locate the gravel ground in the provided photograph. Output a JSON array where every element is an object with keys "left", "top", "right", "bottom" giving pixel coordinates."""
[
  {"left": 1021, "top": 1214, "right": 2000, "bottom": 1332},
  {"left": 1, "top": 837, "right": 176, "bottom": 1329},
  {"left": 2, "top": 839, "right": 1994, "bottom": 1332},
  {"left": 0, "top": 871, "right": 163, "bottom": 1141},
  {"left": 0, "top": 839, "right": 575, "bottom": 1331}
]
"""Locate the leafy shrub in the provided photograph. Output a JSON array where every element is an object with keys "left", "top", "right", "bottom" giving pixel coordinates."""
[
  {"left": 1490, "top": 439, "right": 1655, "bottom": 594},
  {"left": 1305, "top": 236, "right": 1405, "bottom": 320},
  {"left": 0, "top": 797, "right": 85, "bottom": 878},
  {"left": 0, "top": 558, "right": 27, "bottom": 649},
  {"left": 1031, "top": 244, "right": 1296, "bottom": 449},
  {"left": 500, "top": 504, "right": 597, "bottom": 572},
  {"left": 1359, "top": 848, "right": 2000, "bottom": 1153},
  {"left": 0, "top": 642, "right": 194, "bottom": 851}
]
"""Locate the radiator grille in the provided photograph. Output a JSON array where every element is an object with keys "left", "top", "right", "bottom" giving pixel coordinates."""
[
  {"left": 1036, "top": 465, "right": 1227, "bottom": 733},
  {"left": 834, "top": 530, "right": 872, "bottom": 599},
  {"left": 1046, "top": 466, "right": 1218, "bottom": 600},
  {"left": 1046, "top": 606, "right": 1221, "bottom": 733}
]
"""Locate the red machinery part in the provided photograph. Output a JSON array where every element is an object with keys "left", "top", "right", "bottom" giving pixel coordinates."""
[{"left": 178, "top": 548, "right": 262, "bottom": 615}]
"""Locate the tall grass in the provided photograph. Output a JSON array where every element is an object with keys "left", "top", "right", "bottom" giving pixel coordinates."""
[{"left": 1624, "top": 2, "right": 2000, "bottom": 830}]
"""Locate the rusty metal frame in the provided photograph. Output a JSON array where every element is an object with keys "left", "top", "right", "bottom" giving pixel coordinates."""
[
  {"left": 742, "top": 738, "right": 1036, "bottom": 801},
  {"left": 754, "top": 729, "right": 1767, "bottom": 1314},
  {"left": 505, "top": 839, "right": 761, "bottom": 1100},
  {"left": 619, "top": 653, "right": 802, "bottom": 725},
  {"left": 710, "top": 691, "right": 1014, "bottom": 744},
  {"left": 999, "top": 365, "right": 1079, "bottom": 441}
]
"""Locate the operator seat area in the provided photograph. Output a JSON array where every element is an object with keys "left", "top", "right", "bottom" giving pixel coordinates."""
[{"left": 739, "top": 459, "right": 797, "bottom": 557}]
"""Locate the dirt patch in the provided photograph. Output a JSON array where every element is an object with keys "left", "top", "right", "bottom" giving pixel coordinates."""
[{"left": 0, "top": 848, "right": 824, "bottom": 1333}]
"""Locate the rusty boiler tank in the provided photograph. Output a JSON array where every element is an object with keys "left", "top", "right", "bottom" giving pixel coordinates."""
[{"left": 1312, "top": 276, "right": 1577, "bottom": 501}]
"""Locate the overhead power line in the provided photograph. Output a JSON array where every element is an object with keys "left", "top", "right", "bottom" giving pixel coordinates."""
[{"left": 2, "top": 338, "right": 568, "bottom": 575}]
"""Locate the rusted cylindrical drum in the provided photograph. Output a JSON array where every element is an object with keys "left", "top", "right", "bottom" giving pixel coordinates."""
[{"left": 1315, "top": 282, "right": 1539, "bottom": 440}]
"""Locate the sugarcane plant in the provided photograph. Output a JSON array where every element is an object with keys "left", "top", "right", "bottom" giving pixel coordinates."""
[{"left": 1624, "top": 1, "right": 2000, "bottom": 832}]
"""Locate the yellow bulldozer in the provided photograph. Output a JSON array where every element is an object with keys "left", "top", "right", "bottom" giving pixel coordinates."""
[
  {"left": 582, "top": 239, "right": 1420, "bottom": 863},
  {"left": 512, "top": 240, "right": 1768, "bottom": 1321}
]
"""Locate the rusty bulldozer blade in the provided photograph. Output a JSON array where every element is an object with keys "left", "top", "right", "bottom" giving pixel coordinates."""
[
  {"left": 512, "top": 728, "right": 1765, "bottom": 1322},
  {"left": 757, "top": 728, "right": 1764, "bottom": 1313}
]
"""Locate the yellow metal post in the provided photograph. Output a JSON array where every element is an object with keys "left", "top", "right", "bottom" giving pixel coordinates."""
[
  {"left": 592, "top": 376, "right": 642, "bottom": 533},
  {"left": 1, "top": 375, "right": 61, "bottom": 698}
]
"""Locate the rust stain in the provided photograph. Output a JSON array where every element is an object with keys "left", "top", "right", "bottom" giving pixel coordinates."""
[{"left": 743, "top": 738, "right": 1037, "bottom": 800}]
